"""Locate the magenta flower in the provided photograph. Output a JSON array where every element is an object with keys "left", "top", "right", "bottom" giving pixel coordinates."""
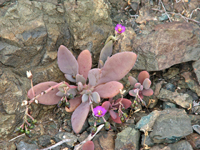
[
  {"left": 93, "top": 106, "right": 107, "bottom": 117},
  {"left": 115, "top": 24, "right": 126, "bottom": 34}
]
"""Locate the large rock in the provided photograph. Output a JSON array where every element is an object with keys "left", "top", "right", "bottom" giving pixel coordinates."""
[
  {"left": 157, "top": 88, "right": 193, "bottom": 109},
  {"left": 114, "top": 22, "right": 200, "bottom": 71},
  {"left": 150, "top": 108, "right": 193, "bottom": 144},
  {"left": 64, "top": 0, "right": 113, "bottom": 63},
  {"left": 93, "top": 131, "right": 115, "bottom": 150},
  {"left": 115, "top": 127, "right": 140, "bottom": 150}
]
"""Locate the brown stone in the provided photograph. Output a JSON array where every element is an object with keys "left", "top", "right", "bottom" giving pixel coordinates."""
[{"left": 93, "top": 131, "right": 115, "bottom": 150}]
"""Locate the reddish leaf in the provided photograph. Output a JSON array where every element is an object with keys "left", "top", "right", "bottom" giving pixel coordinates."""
[
  {"left": 27, "top": 81, "right": 60, "bottom": 105},
  {"left": 91, "top": 92, "right": 100, "bottom": 103},
  {"left": 77, "top": 50, "right": 92, "bottom": 80},
  {"left": 97, "top": 52, "right": 137, "bottom": 84},
  {"left": 129, "top": 89, "right": 137, "bottom": 97},
  {"left": 134, "top": 83, "right": 141, "bottom": 88},
  {"left": 88, "top": 68, "right": 101, "bottom": 86},
  {"left": 143, "top": 78, "right": 151, "bottom": 89},
  {"left": 102, "top": 101, "right": 111, "bottom": 111},
  {"left": 109, "top": 109, "right": 117, "bottom": 119},
  {"left": 65, "top": 74, "right": 76, "bottom": 82},
  {"left": 110, "top": 111, "right": 121, "bottom": 123},
  {"left": 82, "top": 141, "right": 94, "bottom": 150},
  {"left": 142, "top": 89, "right": 153, "bottom": 96},
  {"left": 76, "top": 74, "right": 86, "bottom": 85},
  {"left": 128, "top": 76, "right": 137, "bottom": 86},
  {"left": 65, "top": 96, "right": 82, "bottom": 112},
  {"left": 138, "top": 71, "right": 150, "bottom": 84},
  {"left": 98, "top": 40, "right": 113, "bottom": 67},
  {"left": 57, "top": 45, "right": 78, "bottom": 76},
  {"left": 71, "top": 101, "right": 90, "bottom": 133},
  {"left": 94, "top": 81, "right": 123, "bottom": 98},
  {"left": 115, "top": 98, "right": 132, "bottom": 109}
]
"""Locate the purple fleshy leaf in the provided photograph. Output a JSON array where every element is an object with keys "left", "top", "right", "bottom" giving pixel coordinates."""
[
  {"left": 110, "top": 111, "right": 121, "bottom": 123},
  {"left": 77, "top": 50, "right": 92, "bottom": 80},
  {"left": 142, "top": 89, "right": 154, "bottom": 96},
  {"left": 82, "top": 94, "right": 89, "bottom": 103},
  {"left": 57, "top": 45, "right": 78, "bottom": 76},
  {"left": 129, "top": 89, "right": 137, "bottom": 97},
  {"left": 27, "top": 81, "right": 60, "bottom": 105},
  {"left": 65, "top": 74, "right": 76, "bottom": 82},
  {"left": 102, "top": 101, "right": 111, "bottom": 111},
  {"left": 97, "top": 52, "right": 137, "bottom": 84},
  {"left": 115, "top": 98, "right": 132, "bottom": 109},
  {"left": 88, "top": 68, "right": 101, "bottom": 86},
  {"left": 94, "top": 81, "right": 123, "bottom": 98},
  {"left": 82, "top": 141, "right": 94, "bottom": 150},
  {"left": 65, "top": 96, "right": 82, "bottom": 112},
  {"left": 143, "top": 78, "right": 151, "bottom": 89},
  {"left": 91, "top": 92, "right": 101, "bottom": 103},
  {"left": 98, "top": 60, "right": 104, "bottom": 69},
  {"left": 71, "top": 101, "right": 90, "bottom": 133},
  {"left": 76, "top": 74, "right": 86, "bottom": 85},
  {"left": 128, "top": 76, "right": 137, "bottom": 86},
  {"left": 98, "top": 40, "right": 113, "bottom": 68},
  {"left": 134, "top": 83, "right": 141, "bottom": 89},
  {"left": 109, "top": 109, "right": 117, "bottom": 119},
  {"left": 138, "top": 71, "right": 150, "bottom": 84}
]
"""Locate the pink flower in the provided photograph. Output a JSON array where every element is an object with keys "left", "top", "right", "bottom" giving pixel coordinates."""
[
  {"left": 93, "top": 106, "right": 106, "bottom": 117},
  {"left": 115, "top": 24, "right": 126, "bottom": 33}
]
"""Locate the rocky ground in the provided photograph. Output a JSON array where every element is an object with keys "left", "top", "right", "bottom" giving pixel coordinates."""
[{"left": 0, "top": 0, "right": 200, "bottom": 150}]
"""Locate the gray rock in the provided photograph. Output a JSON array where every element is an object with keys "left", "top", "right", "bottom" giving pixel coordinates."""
[
  {"left": 181, "top": 72, "right": 200, "bottom": 97},
  {"left": 115, "top": 127, "right": 140, "bottom": 150},
  {"left": 163, "top": 102, "right": 177, "bottom": 109},
  {"left": 64, "top": 0, "right": 113, "bottom": 63},
  {"left": 165, "top": 83, "right": 176, "bottom": 92},
  {"left": 157, "top": 88, "right": 193, "bottom": 109},
  {"left": 16, "top": 141, "right": 39, "bottom": 150},
  {"left": 168, "top": 140, "right": 193, "bottom": 150},
  {"left": 192, "top": 125, "right": 200, "bottom": 135},
  {"left": 163, "top": 67, "right": 180, "bottom": 80},
  {"left": 132, "top": 22, "right": 200, "bottom": 71},
  {"left": 149, "top": 140, "right": 193, "bottom": 150},
  {"left": 141, "top": 134, "right": 154, "bottom": 147},
  {"left": 150, "top": 108, "right": 193, "bottom": 144},
  {"left": 54, "top": 132, "right": 78, "bottom": 148},
  {"left": 136, "top": 110, "right": 161, "bottom": 131},
  {"left": 78, "top": 131, "right": 89, "bottom": 143},
  {"left": 38, "top": 134, "right": 51, "bottom": 147}
]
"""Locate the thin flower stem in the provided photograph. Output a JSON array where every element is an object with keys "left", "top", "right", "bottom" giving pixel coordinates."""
[
  {"left": 26, "top": 113, "right": 35, "bottom": 121},
  {"left": 102, "top": 116, "right": 107, "bottom": 123},
  {"left": 30, "top": 78, "right": 35, "bottom": 97},
  {"left": 25, "top": 120, "right": 31, "bottom": 126}
]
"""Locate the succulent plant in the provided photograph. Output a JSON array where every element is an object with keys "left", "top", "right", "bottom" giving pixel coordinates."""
[{"left": 129, "top": 71, "right": 153, "bottom": 106}]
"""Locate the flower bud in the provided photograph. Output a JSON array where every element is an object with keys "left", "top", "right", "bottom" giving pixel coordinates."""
[
  {"left": 26, "top": 71, "right": 33, "bottom": 79},
  {"left": 77, "top": 82, "right": 83, "bottom": 91},
  {"left": 91, "top": 126, "right": 97, "bottom": 136},
  {"left": 105, "top": 122, "right": 111, "bottom": 130},
  {"left": 65, "top": 101, "right": 70, "bottom": 109},
  {"left": 123, "top": 113, "right": 128, "bottom": 120},
  {"left": 34, "top": 99, "right": 38, "bottom": 104},
  {"left": 120, "top": 116, "right": 125, "bottom": 123},
  {"left": 21, "top": 100, "right": 28, "bottom": 106},
  {"left": 57, "top": 100, "right": 63, "bottom": 108}
]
